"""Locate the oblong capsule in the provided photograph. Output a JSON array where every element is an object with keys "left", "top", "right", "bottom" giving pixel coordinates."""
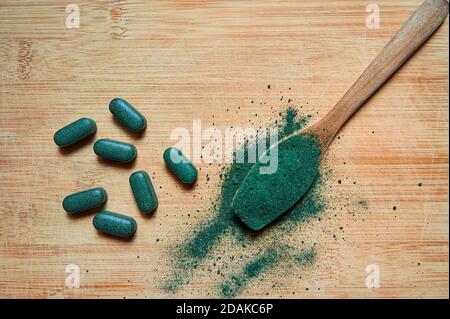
[
  {"left": 129, "top": 170, "right": 158, "bottom": 214},
  {"left": 63, "top": 187, "right": 107, "bottom": 213},
  {"left": 93, "top": 210, "right": 137, "bottom": 239},
  {"left": 109, "top": 98, "right": 147, "bottom": 133},
  {"left": 54, "top": 118, "right": 97, "bottom": 147},
  {"left": 93, "top": 139, "right": 137, "bottom": 163},
  {"left": 163, "top": 147, "right": 198, "bottom": 185}
]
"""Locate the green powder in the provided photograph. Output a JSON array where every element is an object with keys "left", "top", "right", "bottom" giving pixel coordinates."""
[
  {"left": 220, "top": 248, "right": 279, "bottom": 298},
  {"left": 357, "top": 200, "right": 369, "bottom": 209},
  {"left": 164, "top": 107, "right": 326, "bottom": 293},
  {"left": 233, "top": 133, "right": 321, "bottom": 230},
  {"left": 180, "top": 108, "right": 315, "bottom": 262},
  {"left": 295, "top": 248, "right": 317, "bottom": 266},
  {"left": 220, "top": 245, "right": 317, "bottom": 298}
]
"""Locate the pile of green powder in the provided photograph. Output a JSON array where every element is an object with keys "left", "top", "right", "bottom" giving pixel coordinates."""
[
  {"left": 163, "top": 107, "right": 326, "bottom": 296},
  {"left": 233, "top": 132, "right": 321, "bottom": 230},
  {"left": 186, "top": 108, "right": 323, "bottom": 260}
]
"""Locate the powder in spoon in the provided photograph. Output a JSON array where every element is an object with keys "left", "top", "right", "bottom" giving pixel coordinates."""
[{"left": 233, "top": 133, "right": 321, "bottom": 230}]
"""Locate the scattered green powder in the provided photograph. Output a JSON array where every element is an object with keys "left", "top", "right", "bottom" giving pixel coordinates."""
[
  {"left": 221, "top": 248, "right": 279, "bottom": 298},
  {"left": 163, "top": 99, "right": 369, "bottom": 296},
  {"left": 357, "top": 200, "right": 369, "bottom": 209},
  {"left": 295, "top": 248, "right": 317, "bottom": 266},
  {"left": 164, "top": 107, "right": 326, "bottom": 293},
  {"left": 186, "top": 107, "right": 315, "bottom": 260},
  {"left": 220, "top": 245, "right": 317, "bottom": 298}
]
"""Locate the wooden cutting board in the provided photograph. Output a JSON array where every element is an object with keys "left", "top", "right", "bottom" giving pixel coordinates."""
[{"left": 0, "top": 0, "right": 448, "bottom": 298}]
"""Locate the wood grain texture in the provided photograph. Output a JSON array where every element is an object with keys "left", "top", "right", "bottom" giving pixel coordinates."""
[
  {"left": 0, "top": 0, "right": 448, "bottom": 298},
  {"left": 307, "top": 0, "right": 449, "bottom": 149}
]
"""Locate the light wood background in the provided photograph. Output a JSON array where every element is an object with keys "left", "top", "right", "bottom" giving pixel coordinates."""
[{"left": 0, "top": 0, "right": 448, "bottom": 299}]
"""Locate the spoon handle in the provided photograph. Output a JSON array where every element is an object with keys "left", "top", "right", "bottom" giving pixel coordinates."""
[{"left": 307, "top": 0, "right": 448, "bottom": 148}]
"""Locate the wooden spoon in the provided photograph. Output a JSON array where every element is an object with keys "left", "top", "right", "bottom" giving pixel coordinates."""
[
  {"left": 233, "top": 0, "right": 449, "bottom": 231},
  {"left": 304, "top": 0, "right": 449, "bottom": 149}
]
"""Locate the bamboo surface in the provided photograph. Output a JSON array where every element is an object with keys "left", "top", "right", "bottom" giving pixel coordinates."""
[{"left": 0, "top": 0, "right": 448, "bottom": 298}]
